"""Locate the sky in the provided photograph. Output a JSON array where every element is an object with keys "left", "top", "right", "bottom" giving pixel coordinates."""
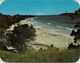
[{"left": 0, "top": 0, "right": 80, "bottom": 15}]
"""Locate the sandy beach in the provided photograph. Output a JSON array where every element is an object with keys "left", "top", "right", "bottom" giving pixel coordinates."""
[{"left": 31, "top": 27, "right": 74, "bottom": 50}]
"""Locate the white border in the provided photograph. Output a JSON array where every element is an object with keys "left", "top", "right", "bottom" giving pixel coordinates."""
[{"left": 75, "top": 58, "right": 80, "bottom": 63}]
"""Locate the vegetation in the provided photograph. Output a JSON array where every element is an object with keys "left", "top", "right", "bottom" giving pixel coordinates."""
[
  {"left": 0, "top": 13, "right": 36, "bottom": 51},
  {"left": 68, "top": 22, "right": 80, "bottom": 49},
  {"left": 8, "top": 24, "right": 36, "bottom": 51},
  {"left": 0, "top": 24, "right": 36, "bottom": 51},
  {"left": 0, "top": 13, "right": 34, "bottom": 29},
  {"left": 0, "top": 47, "right": 80, "bottom": 62},
  {"left": 0, "top": 28, "right": 7, "bottom": 50}
]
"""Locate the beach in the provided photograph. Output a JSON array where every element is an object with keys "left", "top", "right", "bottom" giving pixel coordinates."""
[
  {"left": 31, "top": 27, "right": 74, "bottom": 50},
  {"left": 6, "top": 17, "right": 74, "bottom": 50}
]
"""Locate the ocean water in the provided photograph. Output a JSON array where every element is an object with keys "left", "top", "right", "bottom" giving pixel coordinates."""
[{"left": 33, "top": 17, "right": 75, "bottom": 34}]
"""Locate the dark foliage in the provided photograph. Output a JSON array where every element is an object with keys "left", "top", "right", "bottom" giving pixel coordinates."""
[
  {"left": 0, "top": 42, "right": 7, "bottom": 50},
  {"left": 0, "top": 13, "right": 35, "bottom": 51},
  {"left": 8, "top": 24, "right": 36, "bottom": 51},
  {"left": 68, "top": 22, "right": 80, "bottom": 49},
  {"left": 0, "top": 13, "right": 35, "bottom": 29},
  {"left": 68, "top": 43, "right": 80, "bottom": 49}
]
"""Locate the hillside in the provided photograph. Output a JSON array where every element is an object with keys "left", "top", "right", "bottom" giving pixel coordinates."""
[{"left": 0, "top": 13, "right": 35, "bottom": 29}]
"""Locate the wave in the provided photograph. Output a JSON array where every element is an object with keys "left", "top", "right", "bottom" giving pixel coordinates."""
[
  {"left": 47, "top": 22, "right": 51, "bottom": 25},
  {"left": 56, "top": 25, "right": 73, "bottom": 31},
  {"left": 65, "top": 27, "right": 73, "bottom": 31},
  {"left": 56, "top": 25, "right": 64, "bottom": 28}
]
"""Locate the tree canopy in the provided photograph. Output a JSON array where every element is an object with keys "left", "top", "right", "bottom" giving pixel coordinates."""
[
  {"left": 68, "top": 22, "right": 80, "bottom": 49},
  {"left": 8, "top": 24, "right": 36, "bottom": 51}
]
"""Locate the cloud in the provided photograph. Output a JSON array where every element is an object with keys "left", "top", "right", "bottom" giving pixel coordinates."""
[{"left": 0, "top": 0, "right": 5, "bottom": 5}]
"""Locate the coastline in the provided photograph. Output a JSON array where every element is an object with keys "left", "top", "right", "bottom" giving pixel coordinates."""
[{"left": 31, "top": 27, "right": 74, "bottom": 50}]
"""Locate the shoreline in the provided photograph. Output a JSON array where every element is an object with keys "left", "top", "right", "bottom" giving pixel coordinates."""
[{"left": 31, "top": 27, "right": 74, "bottom": 50}]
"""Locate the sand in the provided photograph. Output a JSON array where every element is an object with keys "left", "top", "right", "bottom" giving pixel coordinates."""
[{"left": 31, "top": 27, "right": 74, "bottom": 50}]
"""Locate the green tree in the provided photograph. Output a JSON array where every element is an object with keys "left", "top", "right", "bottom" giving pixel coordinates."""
[{"left": 8, "top": 24, "right": 36, "bottom": 51}]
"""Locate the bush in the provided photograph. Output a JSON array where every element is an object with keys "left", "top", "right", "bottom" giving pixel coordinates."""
[
  {"left": 68, "top": 22, "right": 80, "bottom": 49},
  {"left": 6, "top": 24, "right": 36, "bottom": 51}
]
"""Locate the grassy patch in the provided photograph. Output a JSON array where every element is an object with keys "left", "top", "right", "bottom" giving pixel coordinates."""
[{"left": 0, "top": 48, "right": 80, "bottom": 62}]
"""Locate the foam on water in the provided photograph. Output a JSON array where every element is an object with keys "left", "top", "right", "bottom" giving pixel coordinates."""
[
  {"left": 65, "top": 27, "right": 73, "bottom": 31},
  {"left": 56, "top": 25, "right": 64, "bottom": 29},
  {"left": 47, "top": 22, "right": 52, "bottom": 25}
]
